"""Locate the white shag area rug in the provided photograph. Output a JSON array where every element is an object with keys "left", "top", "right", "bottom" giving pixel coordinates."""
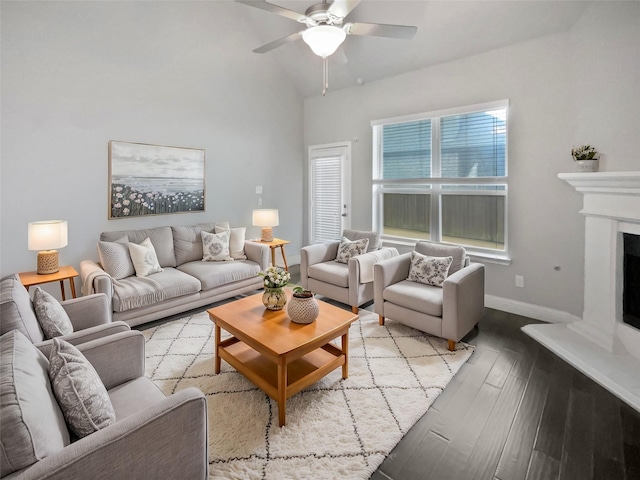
[{"left": 143, "top": 308, "right": 474, "bottom": 480}]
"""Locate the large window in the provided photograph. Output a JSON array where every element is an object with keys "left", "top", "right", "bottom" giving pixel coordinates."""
[{"left": 372, "top": 100, "right": 508, "bottom": 257}]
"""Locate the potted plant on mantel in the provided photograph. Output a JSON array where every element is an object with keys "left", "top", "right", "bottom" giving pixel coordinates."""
[
  {"left": 572, "top": 144, "right": 600, "bottom": 172},
  {"left": 287, "top": 286, "right": 320, "bottom": 324}
]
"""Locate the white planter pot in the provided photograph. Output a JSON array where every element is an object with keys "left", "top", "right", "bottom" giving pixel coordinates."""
[{"left": 575, "top": 159, "right": 599, "bottom": 172}]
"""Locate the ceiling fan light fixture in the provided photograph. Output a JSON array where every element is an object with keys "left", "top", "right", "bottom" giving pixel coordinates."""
[{"left": 302, "top": 25, "right": 346, "bottom": 58}]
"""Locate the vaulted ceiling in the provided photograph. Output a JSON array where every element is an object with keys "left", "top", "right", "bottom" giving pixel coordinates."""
[{"left": 236, "top": 0, "right": 592, "bottom": 97}]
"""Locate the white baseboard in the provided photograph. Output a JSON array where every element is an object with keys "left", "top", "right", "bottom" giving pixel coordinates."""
[{"left": 485, "top": 295, "right": 581, "bottom": 324}]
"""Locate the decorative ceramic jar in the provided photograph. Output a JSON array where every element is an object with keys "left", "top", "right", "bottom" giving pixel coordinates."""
[
  {"left": 262, "top": 287, "right": 287, "bottom": 311},
  {"left": 287, "top": 291, "right": 320, "bottom": 324},
  {"left": 575, "top": 159, "right": 599, "bottom": 172}
]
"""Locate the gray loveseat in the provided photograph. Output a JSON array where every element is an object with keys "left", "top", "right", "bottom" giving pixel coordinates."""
[{"left": 80, "top": 223, "right": 270, "bottom": 327}]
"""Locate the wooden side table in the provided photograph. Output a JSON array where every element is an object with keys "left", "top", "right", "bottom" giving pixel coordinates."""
[
  {"left": 19, "top": 265, "right": 79, "bottom": 301},
  {"left": 251, "top": 238, "right": 290, "bottom": 271}
]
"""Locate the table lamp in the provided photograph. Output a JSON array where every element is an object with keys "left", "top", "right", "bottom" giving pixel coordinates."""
[
  {"left": 28, "top": 220, "right": 68, "bottom": 274},
  {"left": 252, "top": 209, "right": 279, "bottom": 242}
]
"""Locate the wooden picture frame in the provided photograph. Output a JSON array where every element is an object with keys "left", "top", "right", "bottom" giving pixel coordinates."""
[{"left": 108, "top": 140, "right": 205, "bottom": 219}]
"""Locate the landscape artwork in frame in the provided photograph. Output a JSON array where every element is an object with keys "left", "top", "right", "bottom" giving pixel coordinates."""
[{"left": 108, "top": 141, "right": 205, "bottom": 219}]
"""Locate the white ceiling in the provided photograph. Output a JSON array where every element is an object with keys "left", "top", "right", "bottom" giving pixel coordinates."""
[{"left": 236, "top": 0, "right": 592, "bottom": 97}]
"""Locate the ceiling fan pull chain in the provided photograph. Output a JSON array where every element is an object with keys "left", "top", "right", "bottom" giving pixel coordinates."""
[{"left": 322, "top": 56, "right": 328, "bottom": 96}]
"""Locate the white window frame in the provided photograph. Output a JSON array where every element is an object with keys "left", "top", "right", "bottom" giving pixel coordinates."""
[{"left": 371, "top": 100, "right": 509, "bottom": 261}]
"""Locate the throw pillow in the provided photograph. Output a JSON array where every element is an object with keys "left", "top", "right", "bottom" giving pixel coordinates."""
[
  {"left": 201, "top": 230, "right": 233, "bottom": 262},
  {"left": 335, "top": 237, "right": 369, "bottom": 264},
  {"left": 32, "top": 287, "right": 73, "bottom": 339},
  {"left": 407, "top": 251, "right": 453, "bottom": 287},
  {"left": 128, "top": 237, "right": 163, "bottom": 277},
  {"left": 48, "top": 338, "right": 116, "bottom": 439},
  {"left": 214, "top": 225, "right": 247, "bottom": 260},
  {"left": 96, "top": 236, "right": 134, "bottom": 279}
]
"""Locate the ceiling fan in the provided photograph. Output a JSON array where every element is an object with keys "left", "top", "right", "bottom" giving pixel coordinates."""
[{"left": 237, "top": 0, "right": 417, "bottom": 95}]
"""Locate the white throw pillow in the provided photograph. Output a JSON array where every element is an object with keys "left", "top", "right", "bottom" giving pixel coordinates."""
[
  {"left": 32, "top": 287, "right": 74, "bottom": 339},
  {"left": 96, "top": 236, "right": 134, "bottom": 279},
  {"left": 201, "top": 230, "right": 233, "bottom": 262},
  {"left": 48, "top": 338, "right": 116, "bottom": 438},
  {"left": 128, "top": 238, "right": 163, "bottom": 277},
  {"left": 335, "top": 237, "right": 369, "bottom": 264},
  {"left": 407, "top": 251, "right": 453, "bottom": 287},
  {"left": 214, "top": 225, "right": 247, "bottom": 260}
]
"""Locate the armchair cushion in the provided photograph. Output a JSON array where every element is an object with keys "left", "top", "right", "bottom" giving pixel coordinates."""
[
  {"left": 0, "top": 330, "right": 69, "bottom": 477},
  {"left": 0, "top": 274, "right": 44, "bottom": 343},
  {"left": 335, "top": 237, "right": 369, "bottom": 263},
  {"left": 48, "top": 338, "right": 116, "bottom": 438},
  {"left": 414, "top": 241, "right": 466, "bottom": 276},
  {"left": 308, "top": 261, "right": 349, "bottom": 288},
  {"left": 33, "top": 287, "right": 73, "bottom": 339},
  {"left": 407, "top": 251, "right": 453, "bottom": 287},
  {"left": 383, "top": 280, "right": 444, "bottom": 317}
]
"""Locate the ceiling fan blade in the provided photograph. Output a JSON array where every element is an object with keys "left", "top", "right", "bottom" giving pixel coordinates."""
[
  {"left": 345, "top": 22, "right": 417, "bottom": 40},
  {"left": 236, "top": 0, "right": 307, "bottom": 23},
  {"left": 327, "top": 0, "right": 361, "bottom": 20},
  {"left": 253, "top": 31, "right": 303, "bottom": 54}
]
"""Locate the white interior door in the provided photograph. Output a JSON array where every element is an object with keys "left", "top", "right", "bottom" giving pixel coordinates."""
[{"left": 308, "top": 142, "right": 351, "bottom": 244}]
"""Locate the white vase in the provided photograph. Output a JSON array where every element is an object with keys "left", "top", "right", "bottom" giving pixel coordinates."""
[
  {"left": 575, "top": 159, "right": 599, "bottom": 172},
  {"left": 287, "top": 294, "right": 320, "bottom": 324}
]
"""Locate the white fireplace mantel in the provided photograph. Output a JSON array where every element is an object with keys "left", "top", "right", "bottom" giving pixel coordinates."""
[{"left": 523, "top": 171, "right": 640, "bottom": 413}]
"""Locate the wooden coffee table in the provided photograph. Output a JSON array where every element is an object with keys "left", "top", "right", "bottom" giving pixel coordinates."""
[{"left": 207, "top": 290, "right": 358, "bottom": 426}]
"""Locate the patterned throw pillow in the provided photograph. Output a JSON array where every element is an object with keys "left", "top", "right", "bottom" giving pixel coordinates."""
[
  {"left": 96, "top": 236, "right": 134, "bottom": 279},
  {"left": 201, "top": 230, "right": 233, "bottom": 262},
  {"left": 214, "top": 225, "right": 247, "bottom": 260},
  {"left": 48, "top": 338, "right": 116, "bottom": 438},
  {"left": 407, "top": 251, "right": 453, "bottom": 287},
  {"left": 128, "top": 238, "right": 163, "bottom": 277},
  {"left": 335, "top": 237, "right": 369, "bottom": 264},
  {"left": 32, "top": 287, "right": 74, "bottom": 339}
]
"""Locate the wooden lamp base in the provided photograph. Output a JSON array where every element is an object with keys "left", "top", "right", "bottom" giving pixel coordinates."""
[
  {"left": 37, "top": 250, "right": 60, "bottom": 275},
  {"left": 261, "top": 227, "right": 274, "bottom": 242}
]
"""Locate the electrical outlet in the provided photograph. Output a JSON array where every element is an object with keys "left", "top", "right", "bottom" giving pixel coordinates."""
[
  {"left": 515, "top": 275, "right": 524, "bottom": 288},
  {"left": 257, "top": 197, "right": 262, "bottom": 206},
  {"left": 255, "top": 186, "right": 262, "bottom": 194}
]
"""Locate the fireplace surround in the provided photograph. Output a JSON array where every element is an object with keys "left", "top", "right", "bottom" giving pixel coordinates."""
[{"left": 522, "top": 171, "right": 640, "bottom": 412}]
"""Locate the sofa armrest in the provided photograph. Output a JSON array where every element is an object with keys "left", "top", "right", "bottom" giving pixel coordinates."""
[
  {"left": 80, "top": 260, "right": 113, "bottom": 304},
  {"left": 373, "top": 253, "right": 411, "bottom": 316},
  {"left": 300, "top": 242, "right": 340, "bottom": 289},
  {"left": 244, "top": 241, "right": 270, "bottom": 270},
  {"left": 442, "top": 263, "right": 485, "bottom": 342},
  {"left": 61, "top": 293, "right": 110, "bottom": 330},
  {"left": 16, "top": 388, "right": 208, "bottom": 480},
  {"left": 35, "top": 321, "right": 131, "bottom": 359}
]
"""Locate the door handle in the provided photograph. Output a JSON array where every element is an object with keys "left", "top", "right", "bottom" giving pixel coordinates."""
[{"left": 341, "top": 213, "right": 347, "bottom": 217}]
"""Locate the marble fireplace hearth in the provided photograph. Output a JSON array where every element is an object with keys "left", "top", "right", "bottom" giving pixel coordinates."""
[{"left": 522, "top": 171, "right": 640, "bottom": 413}]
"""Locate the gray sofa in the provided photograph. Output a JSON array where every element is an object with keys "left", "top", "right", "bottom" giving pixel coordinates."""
[
  {"left": 81, "top": 223, "right": 270, "bottom": 327},
  {"left": 0, "top": 329, "right": 208, "bottom": 479}
]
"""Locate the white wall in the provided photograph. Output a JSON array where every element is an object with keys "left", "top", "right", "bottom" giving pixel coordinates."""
[
  {"left": 1, "top": 1, "right": 304, "bottom": 295},
  {"left": 303, "top": 2, "right": 639, "bottom": 319}
]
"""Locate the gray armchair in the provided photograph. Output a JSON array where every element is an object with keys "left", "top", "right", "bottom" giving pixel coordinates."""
[
  {"left": 0, "top": 274, "right": 129, "bottom": 352},
  {"left": 374, "top": 241, "right": 485, "bottom": 351},
  {"left": 300, "top": 229, "right": 398, "bottom": 313},
  {"left": 1, "top": 329, "right": 208, "bottom": 479}
]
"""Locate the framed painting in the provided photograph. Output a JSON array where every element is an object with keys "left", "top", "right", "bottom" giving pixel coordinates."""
[{"left": 108, "top": 141, "right": 205, "bottom": 219}]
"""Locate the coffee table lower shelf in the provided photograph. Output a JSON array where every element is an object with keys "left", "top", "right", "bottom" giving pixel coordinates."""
[{"left": 218, "top": 337, "right": 346, "bottom": 424}]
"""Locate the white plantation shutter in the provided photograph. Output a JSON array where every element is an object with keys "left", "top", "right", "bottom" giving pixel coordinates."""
[{"left": 310, "top": 155, "right": 342, "bottom": 243}]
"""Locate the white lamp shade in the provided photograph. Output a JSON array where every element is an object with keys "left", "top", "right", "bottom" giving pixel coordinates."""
[
  {"left": 28, "top": 220, "right": 68, "bottom": 251},
  {"left": 252, "top": 209, "right": 279, "bottom": 227},
  {"left": 302, "top": 25, "right": 347, "bottom": 58}
]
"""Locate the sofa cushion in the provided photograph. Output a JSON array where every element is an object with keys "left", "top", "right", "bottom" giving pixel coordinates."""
[
  {"left": 383, "top": 280, "right": 444, "bottom": 317},
  {"left": 0, "top": 274, "right": 44, "bottom": 343},
  {"left": 214, "top": 225, "right": 247, "bottom": 260},
  {"left": 48, "top": 338, "right": 116, "bottom": 438},
  {"left": 343, "top": 229, "right": 381, "bottom": 252},
  {"left": 407, "top": 252, "right": 453, "bottom": 288},
  {"left": 33, "top": 287, "right": 74, "bottom": 339},
  {"left": 201, "top": 230, "right": 233, "bottom": 262},
  {"left": 129, "top": 238, "right": 164, "bottom": 277},
  {"left": 0, "top": 330, "right": 70, "bottom": 477},
  {"left": 108, "top": 377, "right": 166, "bottom": 421},
  {"left": 335, "top": 237, "right": 369, "bottom": 264},
  {"left": 97, "top": 236, "right": 135, "bottom": 279},
  {"left": 173, "top": 224, "right": 213, "bottom": 266},
  {"left": 178, "top": 260, "right": 260, "bottom": 291},
  {"left": 101, "top": 226, "right": 176, "bottom": 268},
  {"left": 414, "top": 241, "right": 466, "bottom": 276},
  {"left": 112, "top": 268, "right": 201, "bottom": 313},
  {"left": 307, "top": 261, "right": 349, "bottom": 288}
]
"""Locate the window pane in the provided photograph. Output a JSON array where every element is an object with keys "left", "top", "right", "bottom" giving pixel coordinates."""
[
  {"left": 441, "top": 194, "right": 505, "bottom": 250},
  {"left": 382, "top": 120, "right": 431, "bottom": 179},
  {"left": 383, "top": 193, "right": 430, "bottom": 239},
  {"left": 441, "top": 109, "right": 506, "bottom": 178}
]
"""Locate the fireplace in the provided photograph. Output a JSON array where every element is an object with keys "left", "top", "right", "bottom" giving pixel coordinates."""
[{"left": 523, "top": 171, "right": 640, "bottom": 413}]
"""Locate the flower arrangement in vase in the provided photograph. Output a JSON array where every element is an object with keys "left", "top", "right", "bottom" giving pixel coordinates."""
[
  {"left": 259, "top": 265, "right": 290, "bottom": 310},
  {"left": 571, "top": 145, "right": 599, "bottom": 172}
]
